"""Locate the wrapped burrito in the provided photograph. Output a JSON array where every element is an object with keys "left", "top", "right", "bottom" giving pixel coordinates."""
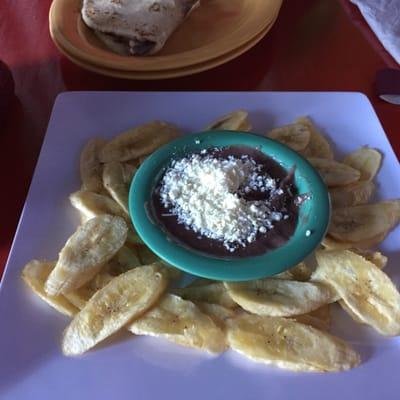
[{"left": 81, "top": 0, "right": 201, "bottom": 56}]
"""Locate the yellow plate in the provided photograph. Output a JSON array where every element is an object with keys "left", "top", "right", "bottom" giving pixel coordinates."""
[
  {"left": 50, "top": 0, "right": 282, "bottom": 72},
  {"left": 53, "top": 15, "right": 277, "bottom": 80}
]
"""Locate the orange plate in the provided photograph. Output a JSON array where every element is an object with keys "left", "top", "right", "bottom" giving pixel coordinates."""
[
  {"left": 52, "top": 14, "right": 277, "bottom": 80},
  {"left": 50, "top": 0, "right": 282, "bottom": 72}
]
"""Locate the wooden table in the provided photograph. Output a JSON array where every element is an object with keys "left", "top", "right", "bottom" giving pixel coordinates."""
[{"left": 0, "top": 0, "right": 399, "bottom": 279}]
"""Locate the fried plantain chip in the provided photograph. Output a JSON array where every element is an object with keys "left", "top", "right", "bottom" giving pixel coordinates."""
[
  {"left": 343, "top": 147, "right": 382, "bottom": 181},
  {"left": 107, "top": 245, "right": 141, "bottom": 275},
  {"left": 62, "top": 265, "right": 168, "bottom": 355},
  {"left": 273, "top": 262, "right": 312, "bottom": 281},
  {"left": 65, "top": 272, "right": 123, "bottom": 310},
  {"left": 322, "top": 232, "right": 387, "bottom": 250},
  {"left": 267, "top": 121, "right": 311, "bottom": 151},
  {"left": 351, "top": 249, "right": 387, "bottom": 270},
  {"left": 70, "top": 190, "right": 127, "bottom": 220},
  {"left": 224, "top": 279, "right": 334, "bottom": 317},
  {"left": 21, "top": 260, "right": 78, "bottom": 317},
  {"left": 99, "top": 121, "right": 180, "bottom": 163},
  {"left": 174, "top": 282, "right": 237, "bottom": 309},
  {"left": 291, "top": 304, "right": 331, "bottom": 331},
  {"left": 63, "top": 285, "right": 94, "bottom": 310},
  {"left": 80, "top": 138, "right": 107, "bottom": 193},
  {"left": 297, "top": 117, "right": 334, "bottom": 159},
  {"left": 102, "top": 161, "right": 131, "bottom": 214},
  {"left": 206, "top": 110, "right": 251, "bottom": 131},
  {"left": 45, "top": 215, "right": 128, "bottom": 296},
  {"left": 338, "top": 300, "right": 365, "bottom": 324},
  {"left": 89, "top": 271, "right": 115, "bottom": 291},
  {"left": 329, "top": 201, "right": 400, "bottom": 243},
  {"left": 307, "top": 158, "right": 360, "bottom": 187},
  {"left": 321, "top": 235, "right": 349, "bottom": 250},
  {"left": 271, "top": 270, "right": 294, "bottom": 280},
  {"left": 128, "top": 294, "right": 227, "bottom": 353},
  {"left": 329, "top": 181, "right": 375, "bottom": 208},
  {"left": 227, "top": 313, "right": 360, "bottom": 372},
  {"left": 121, "top": 162, "right": 137, "bottom": 183},
  {"left": 195, "top": 302, "right": 236, "bottom": 329},
  {"left": 313, "top": 250, "right": 400, "bottom": 336}
]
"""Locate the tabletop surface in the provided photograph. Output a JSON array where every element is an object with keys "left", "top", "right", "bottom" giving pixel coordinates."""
[{"left": 0, "top": 0, "right": 399, "bottom": 279}]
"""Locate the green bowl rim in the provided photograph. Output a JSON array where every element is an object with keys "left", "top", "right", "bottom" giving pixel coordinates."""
[{"left": 129, "top": 130, "right": 330, "bottom": 281}]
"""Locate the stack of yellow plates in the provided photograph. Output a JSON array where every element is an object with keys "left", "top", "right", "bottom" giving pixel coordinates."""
[{"left": 49, "top": 0, "right": 283, "bottom": 80}]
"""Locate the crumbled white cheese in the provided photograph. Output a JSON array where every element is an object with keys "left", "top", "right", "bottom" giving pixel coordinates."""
[{"left": 159, "top": 153, "right": 287, "bottom": 251}]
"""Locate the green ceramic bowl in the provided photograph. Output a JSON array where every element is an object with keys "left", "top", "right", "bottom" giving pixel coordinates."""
[{"left": 129, "top": 131, "right": 330, "bottom": 281}]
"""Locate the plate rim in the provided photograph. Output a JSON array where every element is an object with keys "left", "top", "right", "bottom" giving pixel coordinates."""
[{"left": 52, "top": 16, "right": 277, "bottom": 80}]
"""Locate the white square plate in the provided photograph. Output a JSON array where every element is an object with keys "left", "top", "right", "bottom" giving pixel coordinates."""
[{"left": 1, "top": 92, "right": 399, "bottom": 400}]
